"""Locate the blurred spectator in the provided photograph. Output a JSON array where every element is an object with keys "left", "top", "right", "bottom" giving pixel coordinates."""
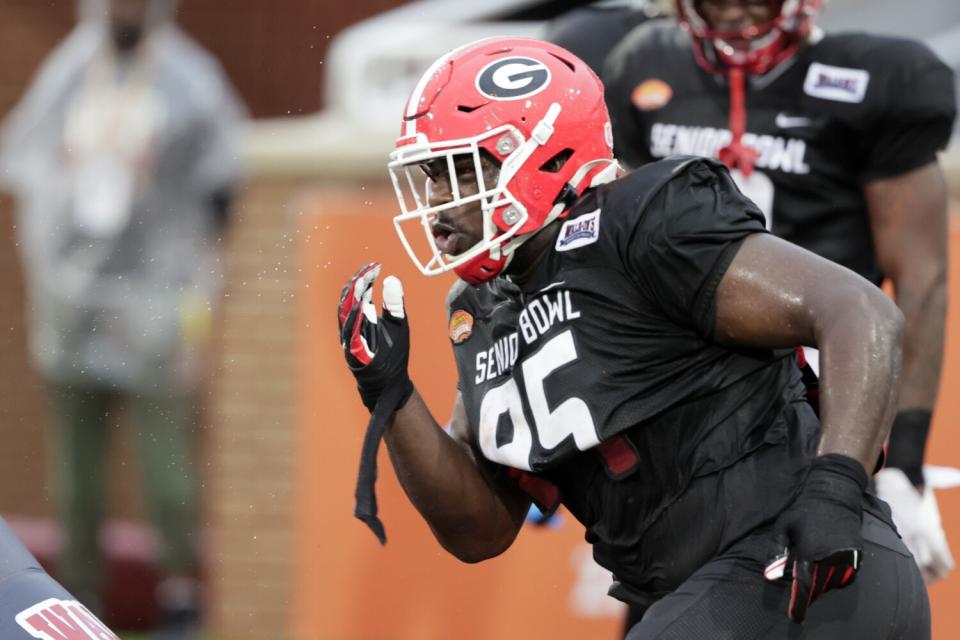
[{"left": 0, "top": 0, "right": 245, "bottom": 637}]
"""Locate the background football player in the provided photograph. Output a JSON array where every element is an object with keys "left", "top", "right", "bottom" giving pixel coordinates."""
[
  {"left": 545, "top": 0, "right": 669, "bottom": 76},
  {"left": 596, "top": 0, "right": 957, "bottom": 585},
  {"left": 0, "top": 517, "right": 119, "bottom": 639},
  {"left": 338, "top": 37, "right": 931, "bottom": 637}
]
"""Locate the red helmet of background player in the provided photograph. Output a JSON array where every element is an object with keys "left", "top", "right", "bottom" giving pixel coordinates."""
[
  {"left": 676, "top": 0, "right": 822, "bottom": 74},
  {"left": 388, "top": 37, "right": 617, "bottom": 285}
]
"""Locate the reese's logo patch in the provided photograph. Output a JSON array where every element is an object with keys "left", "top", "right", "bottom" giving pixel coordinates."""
[{"left": 631, "top": 78, "right": 673, "bottom": 111}]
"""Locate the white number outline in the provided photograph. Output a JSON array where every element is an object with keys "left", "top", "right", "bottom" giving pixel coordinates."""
[{"left": 478, "top": 329, "right": 599, "bottom": 470}]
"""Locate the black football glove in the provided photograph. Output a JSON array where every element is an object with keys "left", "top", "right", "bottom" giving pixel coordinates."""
[
  {"left": 336, "top": 262, "right": 415, "bottom": 544},
  {"left": 773, "top": 453, "right": 868, "bottom": 623},
  {"left": 337, "top": 262, "right": 414, "bottom": 412}
]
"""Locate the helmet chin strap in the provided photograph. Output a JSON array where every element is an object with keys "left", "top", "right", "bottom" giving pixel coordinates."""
[
  {"left": 498, "top": 157, "right": 620, "bottom": 262},
  {"left": 486, "top": 102, "right": 564, "bottom": 261},
  {"left": 717, "top": 67, "right": 759, "bottom": 176},
  {"left": 497, "top": 102, "right": 563, "bottom": 190},
  {"left": 488, "top": 103, "right": 619, "bottom": 268},
  {"left": 540, "top": 158, "right": 619, "bottom": 227}
]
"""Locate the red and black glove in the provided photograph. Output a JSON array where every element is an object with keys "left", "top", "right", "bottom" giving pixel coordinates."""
[
  {"left": 337, "top": 263, "right": 415, "bottom": 544},
  {"left": 337, "top": 262, "right": 414, "bottom": 411},
  {"left": 772, "top": 453, "right": 868, "bottom": 623}
]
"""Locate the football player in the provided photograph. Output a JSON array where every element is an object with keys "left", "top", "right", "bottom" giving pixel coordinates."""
[
  {"left": 601, "top": 0, "right": 957, "bottom": 585},
  {"left": 338, "top": 37, "right": 930, "bottom": 636},
  {"left": 0, "top": 517, "right": 119, "bottom": 639},
  {"left": 545, "top": 0, "right": 667, "bottom": 76}
]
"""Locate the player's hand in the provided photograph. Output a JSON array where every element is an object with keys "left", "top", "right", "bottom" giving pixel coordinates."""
[
  {"left": 775, "top": 454, "right": 868, "bottom": 623},
  {"left": 337, "top": 262, "right": 413, "bottom": 412},
  {"left": 874, "top": 467, "right": 955, "bottom": 584}
]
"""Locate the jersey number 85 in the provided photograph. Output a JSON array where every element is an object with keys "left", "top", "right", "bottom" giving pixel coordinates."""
[{"left": 477, "top": 330, "right": 600, "bottom": 470}]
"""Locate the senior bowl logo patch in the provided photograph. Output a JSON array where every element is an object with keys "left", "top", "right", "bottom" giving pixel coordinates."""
[
  {"left": 556, "top": 209, "right": 601, "bottom": 252},
  {"left": 631, "top": 78, "right": 673, "bottom": 111},
  {"left": 449, "top": 310, "right": 474, "bottom": 344}
]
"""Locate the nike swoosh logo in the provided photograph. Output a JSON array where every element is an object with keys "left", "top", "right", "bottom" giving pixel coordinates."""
[
  {"left": 775, "top": 113, "right": 814, "bottom": 128},
  {"left": 537, "top": 281, "right": 566, "bottom": 294}
]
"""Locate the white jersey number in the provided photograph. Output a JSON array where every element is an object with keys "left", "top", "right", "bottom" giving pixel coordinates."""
[{"left": 478, "top": 330, "right": 600, "bottom": 470}]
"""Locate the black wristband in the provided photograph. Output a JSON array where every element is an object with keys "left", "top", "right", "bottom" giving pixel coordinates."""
[
  {"left": 782, "top": 453, "right": 867, "bottom": 564},
  {"left": 355, "top": 373, "right": 414, "bottom": 413},
  {"left": 808, "top": 453, "right": 869, "bottom": 496},
  {"left": 884, "top": 410, "right": 931, "bottom": 487}
]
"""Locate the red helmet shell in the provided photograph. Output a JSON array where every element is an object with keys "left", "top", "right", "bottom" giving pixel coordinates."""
[
  {"left": 393, "top": 38, "right": 614, "bottom": 283},
  {"left": 676, "top": 0, "right": 821, "bottom": 74}
]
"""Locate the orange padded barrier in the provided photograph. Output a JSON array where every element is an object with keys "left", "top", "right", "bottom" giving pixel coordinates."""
[{"left": 295, "top": 189, "right": 960, "bottom": 639}]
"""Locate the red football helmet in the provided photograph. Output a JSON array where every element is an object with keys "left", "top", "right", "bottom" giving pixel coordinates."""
[
  {"left": 388, "top": 37, "right": 617, "bottom": 284},
  {"left": 676, "top": 0, "right": 821, "bottom": 74}
]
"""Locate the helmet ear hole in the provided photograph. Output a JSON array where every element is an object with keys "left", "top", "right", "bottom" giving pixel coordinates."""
[{"left": 539, "top": 148, "right": 574, "bottom": 173}]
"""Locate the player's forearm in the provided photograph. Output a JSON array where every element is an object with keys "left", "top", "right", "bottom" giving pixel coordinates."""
[
  {"left": 815, "top": 287, "right": 904, "bottom": 472},
  {"left": 893, "top": 269, "right": 947, "bottom": 411},
  {"left": 384, "top": 391, "right": 520, "bottom": 562}
]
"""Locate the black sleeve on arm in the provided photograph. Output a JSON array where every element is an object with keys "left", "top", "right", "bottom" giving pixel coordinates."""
[
  {"left": 626, "top": 160, "right": 767, "bottom": 336},
  {"left": 545, "top": 7, "right": 652, "bottom": 77},
  {"left": 857, "top": 41, "right": 957, "bottom": 181},
  {"left": 603, "top": 31, "right": 656, "bottom": 169}
]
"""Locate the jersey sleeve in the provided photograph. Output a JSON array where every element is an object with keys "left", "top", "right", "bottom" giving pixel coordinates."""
[
  {"left": 625, "top": 160, "right": 767, "bottom": 336},
  {"left": 602, "top": 26, "right": 658, "bottom": 169},
  {"left": 856, "top": 39, "right": 957, "bottom": 181},
  {"left": 545, "top": 7, "right": 651, "bottom": 76}
]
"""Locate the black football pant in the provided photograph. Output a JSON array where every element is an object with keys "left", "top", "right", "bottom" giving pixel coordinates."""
[{"left": 625, "top": 510, "right": 930, "bottom": 639}]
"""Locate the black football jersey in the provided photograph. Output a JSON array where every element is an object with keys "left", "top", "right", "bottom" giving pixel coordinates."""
[
  {"left": 545, "top": 2, "right": 657, "bottom": 76},
  {"left": 448, "top": 158, "right": 820, "bottom": 598},
  {"left": 604, "top": 22, "right": 957, "bottom": 285}
]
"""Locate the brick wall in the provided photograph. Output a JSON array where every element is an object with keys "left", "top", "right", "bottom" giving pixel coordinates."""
[
  {"left": 0, "top": 0, "right": 410, "bottom": 121},
  {"left": 178, "top": 0, "right": 410, "bottom": 118},
  {"left": 0, "top": 201, "right": 49, "bottom": 517},
  {"left": 205, "top": 177, "right": 303, "bottom": 639},
  {"left": 0, "top": 1, "right": 73, "bottom": 118},
  {"left": 0, "top": 1, "right": 73, "bottom": 520}
]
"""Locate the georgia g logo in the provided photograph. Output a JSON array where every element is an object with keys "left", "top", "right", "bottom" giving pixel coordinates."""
[{"left": 476, "top": 57, "right": 551, "bottom": 101}]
